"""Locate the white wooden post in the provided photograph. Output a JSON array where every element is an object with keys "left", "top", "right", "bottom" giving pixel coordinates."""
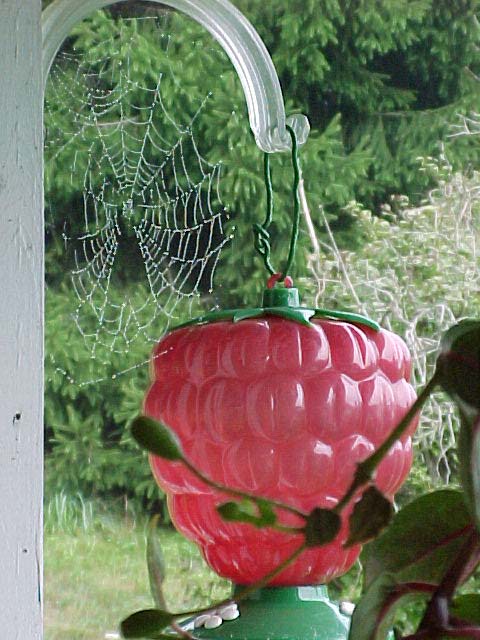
[{"left": 0, "top": 0, "right": 44, "bottom": 637}]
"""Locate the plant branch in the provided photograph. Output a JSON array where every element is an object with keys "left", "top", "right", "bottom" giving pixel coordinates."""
[
  {"left": 334, "top": 374, "right": 439, "bottom": 513},
  {"left": 173, "top": 542, "right": 307, "bottom": 622},
  {"left": 419, "top": 528, "right": 480, "bottom": 632},
  {"left": 441, "top": 629, "right": 480, "bottom": 639},
  {"left": 403, "top": 627, "right": 480, "bottom": 640},
  {"left": 182, "top": 458, "right": 308, "bottom": 520},
  {"left": 171, "top": 621, "right": 195, "bottom": 640}
]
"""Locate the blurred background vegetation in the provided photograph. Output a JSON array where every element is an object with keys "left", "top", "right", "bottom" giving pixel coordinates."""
[{"left": 44, "top": 0, "right": 480, "bottom": 512}]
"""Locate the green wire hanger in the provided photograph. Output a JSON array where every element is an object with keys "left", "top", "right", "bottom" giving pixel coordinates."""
[
  {"left": 253, "top": 124, "right": 301, "bottom": 280},
  {"left": 176, "top": 124, "right": 380, "bottom": 332}
]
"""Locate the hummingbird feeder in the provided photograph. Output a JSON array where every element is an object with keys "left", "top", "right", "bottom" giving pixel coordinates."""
[{"left": 137, "top": 0, "right": 419, "bottom": 637}]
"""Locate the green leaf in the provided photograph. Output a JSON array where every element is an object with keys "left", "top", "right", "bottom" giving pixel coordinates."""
[
  {"left": 131, "top": 416, "right": 184, "bottom": 461},
  {"left": 437, "top": 320, "right": 480, "bottom": 414},
  {"left": 348, "top": 573, "right": 430, "bottom": 640},
  {"left": 472, "top": 417, "right": 480, "bottom": 532},
  {"left": 451, "top": 594, "right": 480, "bottom": 625},
  {"left": 363, "top": 490, "right": 473, "bottom": 587},
  {"left": 345, "top": 487, "right": 393, "bottom": 548},
  {"left": 216, "top": 500, "right": 255, "bottom": 523},
  {"left": 217, "top": 499, "right": 277, "bottom": 528},
  {"left": 147, "top": 515, "right": 167, "bottom": 610},
  {"left": 256, "top": 499, "right": 278, "bottom": 527},
  {"left": 304, "top": 508, "right": 341, "bottom": 547},
  {"left": 120, "top": 609, "right": 174, "bottom": 638},
  {"left": 439, "top": 319, "right": 480, "bottom": 354},
  {"left": 457, "top": 412, "right": 480, "bottom": 531}
]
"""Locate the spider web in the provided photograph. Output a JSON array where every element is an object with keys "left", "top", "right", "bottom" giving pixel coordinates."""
[{"left": 44, "top": 11, "right": 234, "bottom": 385}]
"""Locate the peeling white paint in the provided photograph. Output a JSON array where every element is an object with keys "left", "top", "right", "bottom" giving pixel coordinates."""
[{"left": 0, "top": 0, "right": 44, "bottom": 637}]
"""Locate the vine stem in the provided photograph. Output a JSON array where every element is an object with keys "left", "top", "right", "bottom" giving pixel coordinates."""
[
  {"left": 251, "top": 153, "right": 276, "bottom": 276},
  {"left": 171, "top": 621, "right": 195, "bottom": 640},
  {"left": 334, "top": 373, "right": 440, "bottom": 514},
  {"left": 418, "top": 527, "right": 480, "bottom": 632},
  {"left": 182, "top": 457, "right": 307, "bottom": 520},
  {"left": 403, "top": 627, "right": 480, "bottom": 639},
  {"left": 173, "top": 543, "right": 307, "bottom": 622}
]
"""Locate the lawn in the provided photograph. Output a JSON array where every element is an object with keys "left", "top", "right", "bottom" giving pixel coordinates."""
[
  {"left": 44, "top": 495, "right": 230, "bottom": 640},
  {"left": 43, "top": 494, "right": 444, "bottom": 639}
]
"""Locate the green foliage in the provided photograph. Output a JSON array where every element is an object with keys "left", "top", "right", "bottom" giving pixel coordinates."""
[
  {"left": 438, "top": 320, "right": 480, "bottom": 414},
  {"left": 44, "top": 285, "right": 162, "bottom": 509},
  {"left": 131, "top": 417, "right": 184, "bottom": 462},
  {"left": 349, "top": 573, "right": 430, "bottom": 640},
  {"left": 233, "top": 0, "right": 480, "bottom": 212},
  {"left": 451, "top": 594, "right": 480, "bottom": 625},
  {"left": 349, "top": 488, "right": 479, "bottom": 639},
  {"left": 44, "top": 2, "right": 480, "bottom": 296},
  {"left": 361, "top": 490, "right": 472, "bottom": 587},
  {"left": 307, "top": 161, "right": 480, "bottom": 488},
  {"left": 121, "top": 609, "right": 174, "bottom": 639},
  {"left": 457, "top": 412, "right": 480, "bottom": 531},
  {"left": 304, "top": 508, "right": 342, "bottom": 547},
  {"left": 44, "top": 491, "right": 96, "bottom": 535},
  {"left": 345, "top": 487, "right": 393, "bottom": 548},
  {"left": 44, "top": 514, "right": 230, "bottom": 639},
  {"left": 147, "top": 516, "right": 168, "bottom": 610},
  {"left": 216, "top": 500, "right": 278, "bottom": 529}
]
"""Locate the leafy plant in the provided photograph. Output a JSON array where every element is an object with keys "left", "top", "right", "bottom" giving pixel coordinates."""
[
  {"left": 120, "top": 319, "right": 480, "bottom": 639},
  {"left": 306, "top": 156, "right": 480, "bottom": 491}
]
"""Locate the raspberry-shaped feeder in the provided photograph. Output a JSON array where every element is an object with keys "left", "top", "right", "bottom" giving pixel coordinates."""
[{"left": 144, "top": 286, "right": 418, "bottom": 586}]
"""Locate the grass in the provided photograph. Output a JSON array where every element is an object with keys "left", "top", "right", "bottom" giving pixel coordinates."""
[
  {"left": 44, "top": 494, "right": 230, "bottom": 640},
  {"left": 46, "top": 493, "right": 477, "bottom": 639}
]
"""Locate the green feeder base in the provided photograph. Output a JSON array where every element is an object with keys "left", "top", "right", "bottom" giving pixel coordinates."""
[{"left": 184, "top": 585, "right": 351, "bottom": 640}]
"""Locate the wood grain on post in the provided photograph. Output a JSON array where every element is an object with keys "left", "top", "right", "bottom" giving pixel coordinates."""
[{"left": 0, "top": 0, "right": 44, "bottom": 637}]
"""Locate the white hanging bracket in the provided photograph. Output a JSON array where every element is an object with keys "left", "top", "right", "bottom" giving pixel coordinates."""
[{"left": 42, "top": 0, "right": 310, "bottom": 153}]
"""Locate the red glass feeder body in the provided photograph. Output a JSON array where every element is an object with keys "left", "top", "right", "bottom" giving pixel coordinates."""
[{"left": 144, "top": 317, "right": 418, "bottom": 586}]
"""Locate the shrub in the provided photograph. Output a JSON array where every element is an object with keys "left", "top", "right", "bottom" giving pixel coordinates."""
[{"left": 305, "top": 153, "right": 480, "bottom": 488}]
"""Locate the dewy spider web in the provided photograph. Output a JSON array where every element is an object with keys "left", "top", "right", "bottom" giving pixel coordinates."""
[{"left": 44, "top": 10, "right": 233, "bottom": 385}]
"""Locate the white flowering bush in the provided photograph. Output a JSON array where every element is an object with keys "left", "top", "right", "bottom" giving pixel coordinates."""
[{"left": 305, "top": 155, "right": 480, "bottom": 486}]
